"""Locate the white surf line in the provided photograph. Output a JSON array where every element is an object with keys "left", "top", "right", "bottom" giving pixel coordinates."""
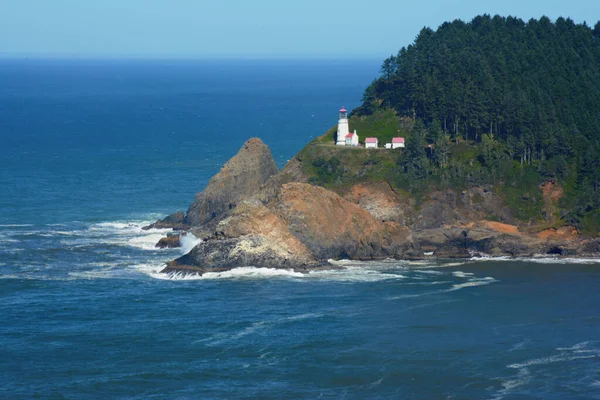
[
  {"left": 387, "top": 277, "right": 497, "bottom": 300},
  {"left": 194, "top": 312, "right": 325, "bottom": 347},
  {"left": 491, "top": 340, "right": 600, "bottom": 399}
]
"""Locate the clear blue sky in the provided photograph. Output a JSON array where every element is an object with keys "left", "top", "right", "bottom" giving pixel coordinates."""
[{"left": 1, "top": 0, "right": 598, "bottom": 59}]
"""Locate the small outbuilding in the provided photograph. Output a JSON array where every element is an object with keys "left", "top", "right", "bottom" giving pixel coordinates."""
[
  {"left": 365, "top": 137, "right": 378, "bottom": 149},
  {"left": 392, "top": 137, "right": 405, "bottom": 149},
  {"left": 345, "top": 130, "right": 359, "bottom": 146}
]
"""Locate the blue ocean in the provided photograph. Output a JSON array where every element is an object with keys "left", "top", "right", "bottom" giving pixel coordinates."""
[{"left": 1, "top": 59, "right": 599, "bottom": 399}]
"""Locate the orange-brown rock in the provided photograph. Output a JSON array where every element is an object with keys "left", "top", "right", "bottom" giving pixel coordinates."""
[
  {"left": 480, "top": 221, "right": 521, "bottom": 235},
  {"left": 273, "top": 183, "right": 395, "bottom": 260},
  {"left": 215, "top": 200, "right": 316, "bottom": 265},
  {"left": 537, "top": 226, "right": 579, "bottom": 240},
  {"left": 342, "top": 182, "right": 412, "bottom": 223}
]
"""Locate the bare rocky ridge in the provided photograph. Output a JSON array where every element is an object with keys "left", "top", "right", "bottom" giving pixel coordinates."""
[
  {"left": 155, "top": 138, "right": 600, "bottom": 276},
  {"left": 184, "top": 137, "right": 278, "bottom": 226}
]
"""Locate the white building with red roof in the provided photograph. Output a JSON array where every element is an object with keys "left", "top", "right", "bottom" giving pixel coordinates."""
[
  {"left": 345, "top": 130, "right": 359, "bottom": 146},
  {"left": 392, "top": 137, "right": 405, "bottom": 149},
  {"left": 365, "top": 137, "right": 378, "bottom": 149}
]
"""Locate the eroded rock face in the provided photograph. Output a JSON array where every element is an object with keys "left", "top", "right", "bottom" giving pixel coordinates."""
[
  {"left": 185, "top": 138, "right": 278, "bottom": 226},
  {"left": 162, "top": 235, "right": 319, "bottom": 275},
  {"left": 342, "top": 182, "right": 412, "bottom": 224},
  {"left": 410, "top": 227, "right": 544, "bottom": 258},
  {"left": 164, "top": 200, "right": 319, "bottom": 273},
  {"left": 273, "top": 183, "right": 393, "bottom": 260}
]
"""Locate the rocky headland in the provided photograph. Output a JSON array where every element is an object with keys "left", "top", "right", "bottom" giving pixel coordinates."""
[{"left": 149, "top": 137, "right": 600, "bottom": 276}]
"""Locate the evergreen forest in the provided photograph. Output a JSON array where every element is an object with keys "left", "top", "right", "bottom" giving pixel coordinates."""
[{"left": 349, "top": 15, "right": 600, "bottom": 233}]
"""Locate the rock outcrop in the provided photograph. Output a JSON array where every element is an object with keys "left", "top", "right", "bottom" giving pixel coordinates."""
[
  {"left": 273, "top": 183, "right": 393, "bottom": 260},
  {"left": 163, "top": 200, "right": 319, "bottom": 274},
  {"left": 143, "top": 211, "right": 188, "bottom": 231},
  {"left": 155, "top": 137, "right": 600, "bottom": 276},
  {"left": 155, "top": 233, "right": 181, "bottom": 249},
  {"left": 185, "top": 138, "right": 278, "bottom": 226}
]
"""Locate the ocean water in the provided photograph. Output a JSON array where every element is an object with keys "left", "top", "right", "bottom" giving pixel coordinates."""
[{"left": 1, "top": 59, "right": 600, "bottom": 399}]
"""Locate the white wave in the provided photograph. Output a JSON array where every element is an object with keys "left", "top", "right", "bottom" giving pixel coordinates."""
[
  {"left": 195, "top": 312, "right": 324, "bottom": 346},
  {"left": 406, "top": 260, "right": 433, "bottom": 266},
  {"left": 450, "top": 277, "right": 496, "bottom": 291},
  {"left": 490, "top": 368, "right": 531, "bottom": 400},
  {"left": 141, "top": 263, "right": 409, "bottom": 282},
  {"left": 0, "top": 274, "right": 26, "bottom": 280},
  {"left": 1, "top": 248, "right": 25, "bottom": 253},
  {"left": 508, "top": 354, "right": 599, "bottom": 369},
  {"left": 68, "top": 270, "right": 118, "bottom": 279},
  {"left": 283, "top": 312, "right": 323, "bottom": 321},
  {"left": 87, "top": 220, "right": 170, "bottom": 236},
  {"left": 137, "top": 265, "right": 303, "bottom": 281},
  {"left": 452, "top": 271, "right": 475, "bottom": 278},
  {"left": 307, "top": 267, "right": 406, "bottom": 282},
  {"left": 402, "top": 280, "right": 449, "bottom": 286},
  {"left": 134, "top": 263, "right": 174, "bottom": 279},
  {"left": 202, "top": 267, "right": 305, "bottom": 280},
  {"left": 414, "top": 269, "right": 445, "bottom": 275},
  {"left": 557, "top": 341, "right": 593, "bottom": 352},
  {"left": 180, "top": 233, "right": 201, "bottom": 254},
  {"left": 328, "top": 258, "right": 413, "bottom": 268},
  {"left": 18, "top": 232, "right": 56, "bottom": 237},
  {"left": 470, "top": 255, "right": 512, "bottom": 261},
  {"left": 0, "top": 224, "right": 33, "bottom": 227},
  {"left": 508, "top": 340, "right": 529, "bottom": 352},
  {"left": 53, "top": 231, "right": 80, "bottom": 236},
  {"left": 91, "top": 221, "right": 142, "bottom": 230},
  {"left": 388, "top": 276, "right": 497, "bottom": 300},
  {"left": 441, "top": 261, "right": 471, "bottom": 267},
  {"left": 127, "top": 233, "right": 168, "bottom": 250}
]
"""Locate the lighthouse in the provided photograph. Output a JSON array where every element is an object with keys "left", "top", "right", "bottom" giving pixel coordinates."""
[{"left": 336, "top": 107, "right": 350, "bottom": 146}]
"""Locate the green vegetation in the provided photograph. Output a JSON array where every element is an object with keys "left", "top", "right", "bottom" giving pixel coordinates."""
[
  {"left": 298, "top": 138, "right": 398, "bottom": 188},
  {"left": 348, "top": 109, "right": 411, "bottom": 145},
  {"left": 323, "top": 15, "right": 600, "bottom": 231}
]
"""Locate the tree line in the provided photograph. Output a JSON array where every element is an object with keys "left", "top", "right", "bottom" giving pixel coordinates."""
[{"left": 354, "top": 15, "right": 600, "bottom": 231}]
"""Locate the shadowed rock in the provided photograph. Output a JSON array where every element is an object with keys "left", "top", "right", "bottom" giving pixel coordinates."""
[
  {"left": 155, "top": 234, "right": 181, "bottom": 249},
  {"left": 143, "top": 211, "right": 188, "bottom": 231}
]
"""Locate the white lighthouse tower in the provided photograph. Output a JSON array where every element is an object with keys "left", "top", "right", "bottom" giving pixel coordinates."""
[{"left": 336, "top": 107, "right": 350, "bottom": 146}]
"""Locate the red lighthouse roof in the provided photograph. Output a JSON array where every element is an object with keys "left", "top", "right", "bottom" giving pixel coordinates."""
[{"left": 339, "top": 106, "right": 347, "bottom": 113}]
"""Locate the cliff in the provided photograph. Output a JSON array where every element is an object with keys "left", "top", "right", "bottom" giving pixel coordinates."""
[{"left": 154, "top": 137, "right": 600, "bottom": 276}]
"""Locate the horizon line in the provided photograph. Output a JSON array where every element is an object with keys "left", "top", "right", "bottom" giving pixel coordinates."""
[{"left": 0, "top": 53, "right": 387, "bottom": 62}]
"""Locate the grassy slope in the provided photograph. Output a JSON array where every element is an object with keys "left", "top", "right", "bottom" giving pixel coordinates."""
[{"left": 296, "top": 111, "right": 558, "bottom": 228}]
